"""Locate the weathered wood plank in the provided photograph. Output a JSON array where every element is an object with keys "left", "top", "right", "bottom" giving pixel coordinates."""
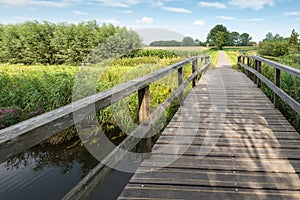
[
  {"left": 119, "top": 56, "right": 300, "bottom": 199},
  {"left": 119, "top": 184, "right": 300, "bottom": 200},
  {"left": 132, "top": 168, "right": 300, "bottom": 190}
]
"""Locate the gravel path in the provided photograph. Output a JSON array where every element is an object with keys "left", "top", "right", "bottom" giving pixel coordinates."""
[{"left": 216, "top": 51, "right": 232, "bottom": 67}]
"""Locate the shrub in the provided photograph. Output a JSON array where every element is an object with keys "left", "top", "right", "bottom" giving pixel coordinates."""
[{"left": 258, "top": 41, "right": 288, "bottom": 57}]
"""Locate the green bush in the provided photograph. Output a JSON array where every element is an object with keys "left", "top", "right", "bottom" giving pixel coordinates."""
[{"left": 258, "top": 41, "right": 289, "bottom": 57}]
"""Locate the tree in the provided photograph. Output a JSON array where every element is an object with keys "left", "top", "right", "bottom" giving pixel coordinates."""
[
  {"left": 215, "top": 32, "right": 226, "bottom": 50},
  {"left": 264, "top": 32, "right": 273, "bottom": 41},
  {"left": 240, "top": 33, "right": 252, "bottom": 46},
  {"left": 230, "top": 31, "right": 240, "bottom": 46},
  {"left": 207, "top": 24, "right": 230, "bottom": 49},
  {"left": 263, "top": 32, "right": 285, "bottom": 42},
  {"left": 181, "top": 36, "right": 196, "bottom": 46},
  {"left": 288, "top": 29, "right": 299, "bottom": 46}
]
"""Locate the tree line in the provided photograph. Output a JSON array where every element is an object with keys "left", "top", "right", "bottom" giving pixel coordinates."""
[
  {"left": 149, "top": 24, "right": 253, "bottom": 49},
  {"left": 0, "top": 21, "right": 142, "bottom": 65},
  {"left": 206, "top": 24, "right": 253, "bottom": 50},
  {"left": 149, "top": 36, "right": 199, "bottom": 47}
]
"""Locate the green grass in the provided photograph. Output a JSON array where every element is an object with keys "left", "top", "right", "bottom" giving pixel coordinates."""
[
  {"left": 206, "top": 48, "right": 219, "bottom": 67},
  {"left": 0, "top": 55, "right": 196, "bottom": 145}
]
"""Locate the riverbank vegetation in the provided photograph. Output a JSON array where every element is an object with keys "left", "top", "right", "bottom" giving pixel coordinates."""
[{"left": 0, "top": 21, "right": 193, "bottom": 145}]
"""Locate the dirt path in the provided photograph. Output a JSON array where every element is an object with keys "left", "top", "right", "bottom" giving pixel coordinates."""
[{"left": 216, "top": 51, "right": 232, "bottom": 67}]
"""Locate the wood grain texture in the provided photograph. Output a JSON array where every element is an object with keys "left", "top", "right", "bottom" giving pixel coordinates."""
[{"left": 119, "top": 53, "right": 300, "bottom": 199}]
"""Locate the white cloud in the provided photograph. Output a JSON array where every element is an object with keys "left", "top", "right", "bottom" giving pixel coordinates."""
[
  {"left": 198, "top": 1, "right": 227, "bottom": 9},
  {"left": 284, "top": 11, "right": 300, "bottom": 16},
  {"left": 0, "top": 0, "right": 30, "bottom": 6},
  {"left": 218, "top": 16, "right": 236, "bottom": 20},
  {"left": 153, "top": 2, "right": 191, "bottom": 14},
  {"left": 97, "top": 0, "right": 140, "bottom": 7},
  {"left": 243, "top": 18, "right": 264, "bottom": 21},
  {"left": 162, "top": 6, "right": 191, "bottom": 13},
  {"left": 193, "top": 20, "right": 205, "bottom": 26},
  {"left": 137, "top": 17, "right": 154, "bottom": 24},
  {"left": 123, "top": 10, "right": 133, "bottom": 13},
  {"left": 30, "top": 1, "right": 71, "bottom": 7},
  {"left": 228, "top": 0, "right": 274, "bottom": 10},
  {"left": 96, "top": 18, "right": 121, "bottom": 25},
  {"left": 73, "top": 10, "right": 89, "bottom": 15}
]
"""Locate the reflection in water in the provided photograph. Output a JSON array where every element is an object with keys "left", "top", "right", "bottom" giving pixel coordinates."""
[{"left": 0, "top": 140, "right": 99, "bottom": 200}]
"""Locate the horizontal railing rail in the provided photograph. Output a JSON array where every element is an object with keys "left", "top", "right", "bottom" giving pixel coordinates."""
[
  {"left": 238, "top": 55, "right": 300, "bottom": 115},
  {"left": 0, "top": 55, "right": 211, "bottom": 199}
]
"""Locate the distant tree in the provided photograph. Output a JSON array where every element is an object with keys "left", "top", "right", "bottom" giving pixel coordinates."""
[
  {"left": 149, "top": 40, "right": 181, "bottom": 46},
  {"left": 182, "top": 36, "right": 196, "bottom": 46},
  {"left": 230, "top": 31, "right": 240, "bottom": 46},
  {"left": 288, "top": 29, "right": 299, "bottom": 46},
  {"left": 264, "top": 32, "right": 274, "bottom": 41},
  {"left": 263, "top": 32, "right": 285, "bottom": 42},
  {"left": 240, "top": 33, "right": 252, "bottom": 46},
  {"left": 207, "top": 24, "right": 230, "bottom": 48},
  {"left": 194, "top": 39, "right": 200, "bottom": 46},
  {"left": 215, "top": 32, "right": 226, "bottom": 50}
]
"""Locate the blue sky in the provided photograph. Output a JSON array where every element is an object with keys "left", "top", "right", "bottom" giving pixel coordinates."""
[{"left": 0, "top": 0, "right": 300, "bottom": 43}]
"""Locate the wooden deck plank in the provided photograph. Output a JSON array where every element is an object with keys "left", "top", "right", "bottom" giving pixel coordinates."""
[
  {"left": 118, "top": 52, "right": 300, "bottom": 199},
  {"left": 119, "top": 184, "right": 300, "bottom": 200}
]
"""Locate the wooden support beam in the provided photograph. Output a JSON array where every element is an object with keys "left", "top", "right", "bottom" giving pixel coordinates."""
[
  {"left": 178, "top": 67, "right": 184, "bottom": 106},
  {"left": 254, "top": 59, "right": 258, "bottom": 84},
  {"left": 274, "top": 69, "right": 281, "bottom": 109},
  {"left": 192, "top": 59, "right": 198, "bottom": 87},
  {"left": 257, "top": 61, "right": 262, "bottom": 88},
  {"left": 137, "top": 86, "right": 152, "bottom": 153},
  {"left": 247, "top": 57, "right": 251, "bottom": 77}
]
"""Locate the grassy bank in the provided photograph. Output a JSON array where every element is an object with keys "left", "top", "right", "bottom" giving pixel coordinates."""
[{"left": 0, "top": 49, "right": 205, "bottom": 144}]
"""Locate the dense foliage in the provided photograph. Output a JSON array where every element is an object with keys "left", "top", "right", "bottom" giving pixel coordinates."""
[
  {"left": 0, "top": 21, "right": 142, "bottom": 65},
  {"left": 258, "top": 30, "right": 300, "bottom": 57}
]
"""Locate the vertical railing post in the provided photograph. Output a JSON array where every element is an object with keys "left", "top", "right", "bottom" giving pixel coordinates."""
[
  {"left": 254, "top": 59, "right": 258, "bottom": 84},
  {"left": 247, "top": 57, "right": 251, "bottom": 77},
  {"left": 274, "top": 69, "right": 281, "bottom": 108},
  {"left": 178, "top": 67, "right": 184, "bottom": 106},
  {"left": 138, "top": 86, "right": 151, "bottom": 153},
  {"left": 242, "top": 56, "right": 245, "bottom": 73},
  {"left": 238, "top": 56, "right": 241, "bottom": 70},
  {"left": 257, "top": 60, "right": 261, "bottom": 88},
  {"left": 192, "top": 59, "right": 198, "bottom": 87}
]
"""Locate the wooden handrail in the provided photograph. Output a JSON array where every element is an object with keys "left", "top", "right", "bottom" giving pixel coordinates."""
[
  {"left": 0, "top": 55, "right": 210, "bottom": 158},
  {"left": 63, "top": 60, "right": 211, "bottom": 200},
  {"left": 238, "top": 55, "right": 300, "bottom": 115},
  {"left": 0, "top": 55, "right": 211, "bottom": 199}
]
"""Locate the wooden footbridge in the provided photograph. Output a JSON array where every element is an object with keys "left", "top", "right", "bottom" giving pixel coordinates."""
[{"left": 0, "top": 51, "right": 300, "bottom": 199}]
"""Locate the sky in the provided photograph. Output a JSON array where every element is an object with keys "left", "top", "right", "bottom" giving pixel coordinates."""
[{"left": 0, "top": 0, "right": 300, "bottom": 44}]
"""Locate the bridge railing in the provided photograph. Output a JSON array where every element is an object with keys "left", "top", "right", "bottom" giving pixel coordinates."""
[
  {"left": 238, "top": 55, "right": 300, "bottom": 115},
  {"left": 0, "top": 55, "right": 211, "bottom": 199}
]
